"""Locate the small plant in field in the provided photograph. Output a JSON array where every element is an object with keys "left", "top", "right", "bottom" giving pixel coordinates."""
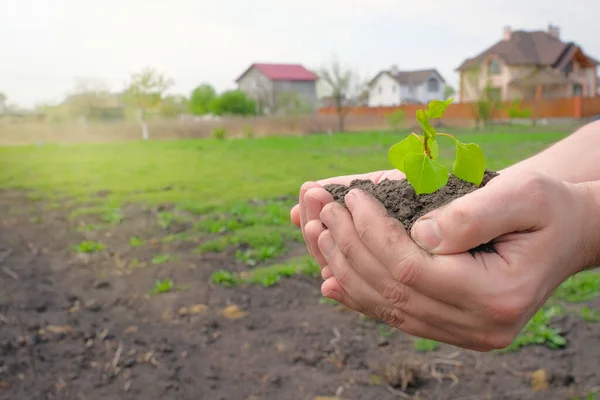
[
  {"left": 212, "top": 127, "right": 227, "bottom": 140},
  {"left": 580, "top": 306, "right": 600, "bottom": 323},
  {"left": 498, "top": 304, "right": 565, "bottom": 352},
  {"left": 376, "top": 323, "right": 395, "bottom": 338},
  {"left": 150, "top": 278, "right": 174, "bottom": 295},
  {"left": 151, "top": 253, "right": 170, "bottom": 264},
  {"left": 103, "top": 207, "right": 123, "bottom": 225},
  {"left": 388, "top": 98, "right": 486, "bottom": 194},
  {"left": 129, "top": 236, "right": 146, "bottom": 247},
  {"left": 553, "top": 271, "right": 600, "bottom": 302},
  {"left": 72, "top": 240, "right": 104, "bottom": 253},
  {"left": 157, "top": 211, "right": 175, "bottom": 229},
  {"left": 413, "top": 338, "right": 440, "bottom": 352}
]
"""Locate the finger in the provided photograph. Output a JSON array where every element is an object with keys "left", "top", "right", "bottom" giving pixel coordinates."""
[
  {"left": 320, "top": 201, "right": 474, "bottom": 330},
  {"left": 321, "top": 266, "right": 333, "bottom": 280},
  {"left": 321, "top": 273, "right": 482, "bottom": 350},
  {"left": 304, "top": 219, "right": 328, "bottom": 267},
  {"left": 304, "top": 187, "right": 334, "bottom": 221},
  {"left": 298, "top": 182, "right": 321, "bottom": 250},
  {"left": 410, "top": 172, "right": 552, "bottom": 255},
  {"left": 290, "top": 204, "right": 301, "bottom": 228},
  {"left": 342, "top": 188, "right": 485, "bottom": 305},
  {"left": 316, "top": 171, "right": 387, "bottom": 186}
]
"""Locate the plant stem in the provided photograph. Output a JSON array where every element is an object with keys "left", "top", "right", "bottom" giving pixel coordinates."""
[
  {"left": 437, "top": 132, "right": 457, "bottom": 141},
  {"left": 423, "top": 136, "right": 432, "bottom": 159}
]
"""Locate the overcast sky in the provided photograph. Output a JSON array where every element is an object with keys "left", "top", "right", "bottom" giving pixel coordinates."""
[{"left": 1, "top": 0, "right": 599, "bottom": 108}]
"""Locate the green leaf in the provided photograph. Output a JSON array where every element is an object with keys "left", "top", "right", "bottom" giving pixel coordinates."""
[
  {"left": 388, "top": 134, "right": 423, "bottom": 172},
  {"left": 429, "top": 138, "right": 439, "bottom": 159},
  {"left": 427, "top": 98, "right": 454, "bottom": 119},
  {"left": 403, "top": 153, "right": 449, "bottom": 195},
  {"left": 416, "top": 109, "right": 436, "bottom": 138},
  {"left": 453, "top": 141, "right": 486, "bottom": 185}
]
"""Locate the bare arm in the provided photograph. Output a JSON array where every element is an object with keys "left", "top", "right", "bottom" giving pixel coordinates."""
[{"left": 501, "top": 120, "right": 600, "bottom": 183}]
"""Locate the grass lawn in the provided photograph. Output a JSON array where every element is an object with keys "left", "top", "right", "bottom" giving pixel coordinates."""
[{"left": 0, "top": 129, "right": 569, "bottom": 213}]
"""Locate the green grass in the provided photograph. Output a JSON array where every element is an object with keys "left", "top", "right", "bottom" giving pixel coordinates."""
[
  {"left": 211, "top": 256, "right": 320, "bottom": 287},
  {"left": 72, "top": 240, "right": 105, "bottom": 254},
  {"left": 150, "top": 278, "right": 174, "bottom": 295},
  {"left": 552, "top": 271, "right": 600, "bottom": 303},
  {"left": 0, "top": 131, "right": 568, "bottom": 210},
  {"left": 413, "top": 338, "right": 440, "bottom": 352},
  {"left": 499, "top": 304, "right": 566, "bottom": 352}
]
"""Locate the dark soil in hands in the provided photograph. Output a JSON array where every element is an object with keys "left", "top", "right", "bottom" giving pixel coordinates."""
[{"left": 324, "top": 170, "right": 499, "bottom": 254}]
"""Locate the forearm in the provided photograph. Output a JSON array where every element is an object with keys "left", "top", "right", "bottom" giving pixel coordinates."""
[
  {"left": 501, "top": 120, "right": 600, "bottom": 183},
  {"left": 576, "top": 179, "right": 600, "bottom": 271}
]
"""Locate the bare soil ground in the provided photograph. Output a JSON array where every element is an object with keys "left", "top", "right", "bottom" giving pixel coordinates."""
[{"left": 1, "top": 192, "right": 599, "bottom": 400}]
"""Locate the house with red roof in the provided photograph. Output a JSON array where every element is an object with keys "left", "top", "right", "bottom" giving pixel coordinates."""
[
  {"left": 235, "top": 63, "right": 319, "bottom": 114},
  {"left": 457, "top": 25, "right": 599, "bottom": 102}
]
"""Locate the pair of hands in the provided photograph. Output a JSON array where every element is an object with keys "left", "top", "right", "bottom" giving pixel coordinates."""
[{"left": 290, "top": 169, "right": 600, "bottom": 351}]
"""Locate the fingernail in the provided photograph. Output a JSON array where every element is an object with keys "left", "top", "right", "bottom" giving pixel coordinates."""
[
  {"left": 318, "top": 232, "right": 336, "bottom": 260},
  {"left": 412, "top": 218, "right": 442, "bottom": 252},
  {"left": 345, "top": 190, "right": 357, "bottom": 211}
]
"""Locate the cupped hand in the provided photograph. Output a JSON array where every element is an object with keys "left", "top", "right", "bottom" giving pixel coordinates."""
[
  {"left": 296, "top": 170, "right": 600, "bottom": 351},
  {"left": 290, "top": 169, "right": 405, "bottom": 278}
]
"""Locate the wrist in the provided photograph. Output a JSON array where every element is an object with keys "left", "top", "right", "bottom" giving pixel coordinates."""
[{"left": 573, "top": 180, "right": 600, "bottom": 272}]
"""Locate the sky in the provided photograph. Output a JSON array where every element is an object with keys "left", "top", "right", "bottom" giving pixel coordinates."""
[{"left": 1, "top": 0, "right": 600, "bottom": 108}]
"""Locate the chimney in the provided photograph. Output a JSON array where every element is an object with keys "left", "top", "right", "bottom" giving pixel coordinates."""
[
  {"left": 503, "top": 26, "right": 512, "bottom": 41},
  {"left": 547, "top": 23, "right": 560, "bottom": 39},
  {"left": 390, "top": 64, "right": 398, "bottom": 75}
]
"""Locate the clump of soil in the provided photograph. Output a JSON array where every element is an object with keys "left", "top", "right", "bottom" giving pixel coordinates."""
[{"left": 324, "top": 170, "right": 499, "bottom": 254}]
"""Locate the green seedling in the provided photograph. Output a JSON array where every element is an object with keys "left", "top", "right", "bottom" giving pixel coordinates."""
[
  {"left": 413, "top": 338, "right": 440, "bottom": 352},
  {"left": 580, "top": 306, "right": 600, "bottom": 323},
  {"left": 150, "top": 278, "right": 174, "bottom": 295},
  {"left": 72, "top": 240, "right": 105, "bottom": 254},
  {"left": 388, "top": 98, "right": 486, "bottom": 194},
  {"left": 129, "top": 236, "right": 147, "bottom": 247},
  {"left": 151, "top": 253, "right": 170, "bottom": 264}
]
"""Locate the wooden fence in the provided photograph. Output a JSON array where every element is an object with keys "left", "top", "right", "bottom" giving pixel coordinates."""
[{"left": 317, "top": 96, "right": 600, "bottom": 121}]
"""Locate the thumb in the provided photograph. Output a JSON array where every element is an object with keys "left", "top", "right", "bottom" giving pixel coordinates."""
[{"left": 410, "top": 173, "right": 550, "bottom": 255}]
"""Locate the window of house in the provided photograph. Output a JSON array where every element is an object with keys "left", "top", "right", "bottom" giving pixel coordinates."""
[
  {"left": 564, "top": 61, "right": 573, "bottom": 75},
  {"left": 378, "top": 86, "right": 382, "bottom": 94},
  {"left": 427, "top": 78, "right": 439, "bottom": 92},
  {"left": 392, "top": 85, "right": 396, "bottom": 93},
  {"left": 488, "top": 59, "right": 502, "bottom": 75},
  {"left": 409, "top": 85, "right": 415, "bottom": 95},
  {"left": 573, "top": 84, "right": 583, "bottom": 96}
]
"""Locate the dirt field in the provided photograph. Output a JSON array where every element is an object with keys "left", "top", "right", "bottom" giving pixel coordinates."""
[{"left": 1, "top": 191, "right": 599, "bottom": 400}]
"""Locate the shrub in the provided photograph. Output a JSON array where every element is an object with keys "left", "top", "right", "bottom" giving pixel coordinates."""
[{"left": 212, "top": 127, "right": 227, "bottom": 140}]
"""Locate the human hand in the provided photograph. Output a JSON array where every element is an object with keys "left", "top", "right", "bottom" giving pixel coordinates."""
[
  {"left": 290, "top": 169, "right": 405, "bottom": 269},
  {"left": 299, "top": 170, "right": 600, "bottom": 351}
]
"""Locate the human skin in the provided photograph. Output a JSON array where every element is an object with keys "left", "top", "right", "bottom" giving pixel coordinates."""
[{"left": 289, "top": 120, "right": 600, "bottom": 351}]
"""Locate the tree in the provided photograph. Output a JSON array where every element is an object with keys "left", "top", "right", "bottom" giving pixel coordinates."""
[
  {"left": 275, "top": 91, "right": 311, "bottom": 116},
  {"left": 188, "top": 84, "right": 217, "bottom": 115},
  {"left": 0, "top": 92, "right": 6, "bottom": 114},
  {"left": 122, "top": 67, "right": 174, "bottom": 140},
  {"left": 210, "top": 90, "right": 256, "bottom": 116},
  {"left": 462, "top": 66, "right": 501, "bottom": 129},
  {"left": 65, "top": 78, "right": 113, "bottom": 121},
  {"left": 160, "top": 94, "right": 188, "bottom": 117},
  {"left": 318, "top": 57, "right": 365, "bottom": 132},
  {"left": 444, "top": 85, "right": 456, "bottom": 100}
]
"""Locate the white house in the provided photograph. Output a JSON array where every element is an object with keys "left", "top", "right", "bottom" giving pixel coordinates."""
[{"left": 367, "top": 66, "right": 447, "bottom": 107}]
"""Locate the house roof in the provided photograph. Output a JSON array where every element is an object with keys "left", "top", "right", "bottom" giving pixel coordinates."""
[
  {"left": 457, "top": 30, "right": 600, "bottom": 71},
  {"left": 235, "top": 63, "right": 318, "bottom": 82},
  {"left": 369, "top": 68, "right": 445, "bottom": 86}
]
